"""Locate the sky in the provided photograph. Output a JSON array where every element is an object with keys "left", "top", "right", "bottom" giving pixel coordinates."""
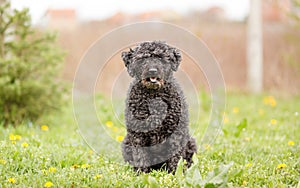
[{"left": 11, "top": 0, "right": 250, "bottom": 24}]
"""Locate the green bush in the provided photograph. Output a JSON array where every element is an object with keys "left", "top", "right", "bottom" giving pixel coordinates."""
[{"left": 0, "top": 1, "right": 65, "bottom": 126}]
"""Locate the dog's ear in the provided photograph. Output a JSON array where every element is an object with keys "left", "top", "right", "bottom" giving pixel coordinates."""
[
  {"left": 170, "top": 48, "right": 182, "bottom": 71},
  {"left": 121, "top": 48, "right": 134, "bottom": 68},
  {"left": 122, "top": 48, "right": 135, "bottom": 77}
]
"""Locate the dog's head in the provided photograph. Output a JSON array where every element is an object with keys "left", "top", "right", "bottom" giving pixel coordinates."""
[{"left": 122, "top": 41, "right": 182, "bottom": 89}]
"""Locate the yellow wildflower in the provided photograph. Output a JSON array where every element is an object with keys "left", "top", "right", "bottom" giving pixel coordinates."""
[
  {"left": 44, "top": 181, "right": 54, "bottom": 188},
  {"left": 244, "top": 137, "right": 251, "bottom": 142},
  {"left": 270, "top": 119, "right": 277, "bottom": 125},
  {"left": 42, "top": 169, "right": 48, "bottom": 175},
  {"left": 15, "top": 135, "right": 22, "bottom": 140},
  {"left": 203, "top": 144, "right": 211, "bottom": 150},
  {"left": 48, "top": 167, "right": 57, "bottom": 173},
  {"left": 88, "top": 150, "right": 94, "bottom": 155},
  {"left": 270, "top": 100, "right": 276, "bottom": 107},
  {"left": 8, "top": 178, "right": 16, "bottom": 184},
  {"left": 71, "top": 164, "right": 79, "bottom": 170},
  {"left": 116, "top": 135, "right": 124, "bottom": 142},
  {"left": 93, "top": 174, "right": 103, "bottom": 179},
  {"left": 21, "top": 142, "right": 29, "bottom": 148},
  {"left": 11, "top": 141, "right": 16, "bottom": 145},
  {"left": 223, "top": 117, "right": 229, "bottom": 124},
  {"left": 263, "top": 96, "right": 276, "bottom": 107},
  {"left": 288, "top": 140, "right": 295, "bottom": 146},
  {"left": 41, "top": 125, "right": 49, "bottom": 131},
  {"left": 258, "top": 109, "right": 264, "bottom": 116},
  {"left": 232, "top": 107, "right": 239, "bottom": 114},
  {"left": 245, "top": 163, "right": 252, "bottom": 168},
  {"left": 105, "top": 121, "right": 113, "bottom": 128},
  {"left": 113, "top": 127, "right": 118, "bottom": 132},
  {"left": 9, "top": 134, "right": 16, "bottom": 141},
  {"left": 277, "top": 163, "right": 287, "bottom": 169},
  {"left": 81, "top": 164, "right": 91, "bottom": 169},
  {"left": 0, "top": 159, "right": 7, "bottom": 165}
]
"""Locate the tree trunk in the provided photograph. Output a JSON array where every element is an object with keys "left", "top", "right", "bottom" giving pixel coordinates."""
[{"left": 247, "top": 0, "right": 263, "bottom": 93}]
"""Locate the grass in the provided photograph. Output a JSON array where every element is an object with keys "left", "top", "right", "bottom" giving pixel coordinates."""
[{"left": 0, "top": 92, "right": 300, "bottom": 187}]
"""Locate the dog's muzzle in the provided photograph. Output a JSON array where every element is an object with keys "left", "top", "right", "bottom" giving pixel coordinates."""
[{"left": 142, "top": 69, "right": 164, "bottom": 89}]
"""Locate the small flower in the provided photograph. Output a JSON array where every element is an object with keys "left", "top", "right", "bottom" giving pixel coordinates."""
[
  {"left": 44, "top": 181, "right": 53, "bottom": 187},
  {"left": 263, "top": 96, "right": 276, "bottom": 107},
  {"left": 270, "top": 119, "right": 277, "bottom": 125},
  {"left": 105, "top": 121, "right": 113, "bottom": 128},
  {"left": 288, "top": 140, "right": 295, "bottom": 146},
  {"left": 223, "top": 117, "right": 229, "bottom": 124},
  {"left": 258, "top": 109, "right": 264, "bottom": 116},
  {"left": 245, "top": 163, "right": 252, "bottom": 168},
  {"left": 8, "top": 178, "right": 16, "bottom": 184},
  {"left": 21, "top": 142, "right": 29, "bottom": 148},
  {"left": 232, "top": 107, "right": 239, "bottom": 114},
  {"left": 81, "top": 164, "right": 90, "bottom": 169},
  {"left": 93, "top": 174, "right": 103, "bottom": 179},
  {"left": 88, "top": 150, "right": 94, "bottom": 155},
  {"left": 41, "top": 125, "right": 49, "bottom": 131},
  {"left": 270, "top": 100, "right": 276, "bottom": 107},
  {"left": 71, "top": 164, "right": 79, "bottom": 170},
  {"left": 113, "top": 127, "right": 118, "bottom": 132},
  {"left": 0, "top": 159, "right": 7, "bottom": 165},
  {"left": 277, "top": 163, "right": 287, "bottom": 169},
  {"left": 42, "top": 169, "right": 48, "bottom": 175},
  {"left": 11, "top": 141, "right": 16, "bottom": 145},
  {"left": 15, "top": 135, "right": 22, "bottom": 140},
  {"left": 9, "top": 134, "right": 16, "bottom": 141},
  {"left": 203, "top": 144, "right": 211, "bottom": 150},
  {"left": 263, "top": 96, "right": 269, "bottom": 104},
  {"left": 48, "top": 167, "right": 57, "bottom": 173},
  {"left": 116, "top": 135, "right": 124, "bottom": 142},
  {"left": 295, "top": 112, "right": 299, "bottom": 116},
  {"left": 244, "top": 137, "right": 251, "bottom": 142}
]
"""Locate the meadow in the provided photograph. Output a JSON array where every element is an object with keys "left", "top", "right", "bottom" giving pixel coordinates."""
[{"left": 0, "top": 93, "right": 300, "bottom": 187}]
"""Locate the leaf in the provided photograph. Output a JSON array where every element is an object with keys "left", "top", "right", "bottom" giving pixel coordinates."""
[
  {"left": 141, "top": 175, "right": 160, "bottom": 188},
  {"left": 222, "top": 128, "right": 228, "bottom": 137},
  {"left": 204, "top": 183, "right": 218, "bottom": 188},
  {"left": 185, "top": 155, "right": 203, "bottom": 187},
  {"left": 204, "top": 162, "right": 234, "bottom": 186},
  {"left": 147, "top": 175, "right": 160, "bottom": 188},
  {"left": 237, "top": 118, "right": 247, "bottom": 130},
  {"left": 175, "top": 157, "right": 184, "bottom": 181},
  {"left": 234, "top": 118, "right": 247, "bottom": 137},
  {"left": 192, "top": 154, "right": 199, "bottom": 164}
]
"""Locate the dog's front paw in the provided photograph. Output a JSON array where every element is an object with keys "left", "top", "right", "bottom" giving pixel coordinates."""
[{"left": 148, "top": 98, "right": 167, "bottom": 115}]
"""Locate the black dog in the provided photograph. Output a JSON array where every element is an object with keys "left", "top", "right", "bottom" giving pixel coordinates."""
[{"left": 121, "top": 41, "right": 197, "bottom": 173}]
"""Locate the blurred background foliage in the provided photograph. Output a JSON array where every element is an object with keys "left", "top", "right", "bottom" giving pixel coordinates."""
[
  {"left": 1, "top": 0, "right": 300, "bottom": 126},
  {"left": 0, "top": 1, "right": 66, "bottom": 126}
]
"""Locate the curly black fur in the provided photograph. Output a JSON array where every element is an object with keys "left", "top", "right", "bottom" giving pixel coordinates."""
[{"left": 121, "top": 41, "right": 197, "bottom": 173}]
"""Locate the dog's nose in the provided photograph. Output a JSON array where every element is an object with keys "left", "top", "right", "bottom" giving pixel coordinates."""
[{"left": 149, "top": 68, "right": 158, "bottom": 73}]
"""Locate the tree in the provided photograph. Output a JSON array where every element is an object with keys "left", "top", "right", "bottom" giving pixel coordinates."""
[
  {"left": 247, "top": 0, "right": 263, "bottom": 93},
  {"left": 0, "top": 1, "right": 65, "bottom": 126}
]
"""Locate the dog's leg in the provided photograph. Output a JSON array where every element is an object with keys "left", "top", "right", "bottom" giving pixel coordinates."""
[
  {"left": 183, "top": 137, "right": 197, "bottom": 168},
  {"left": 165, "top": 154, "right": 181, "bottom": 173},
  {"left": 121, "top": 136, "right": 134, "bottom": 166}
]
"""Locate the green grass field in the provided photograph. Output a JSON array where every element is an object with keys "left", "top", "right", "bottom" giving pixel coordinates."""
[{"left": 1, "top": 93, "right": 300, "bottom": 187}]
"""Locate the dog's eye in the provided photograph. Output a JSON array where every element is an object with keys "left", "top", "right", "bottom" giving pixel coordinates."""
[{"left": 136, "top": 59, "right": 146, "bottom": 65}]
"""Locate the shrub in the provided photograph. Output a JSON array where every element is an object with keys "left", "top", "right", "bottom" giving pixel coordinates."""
[{"left": 0, "top": 1, "right": 65, "bottom": 126}]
